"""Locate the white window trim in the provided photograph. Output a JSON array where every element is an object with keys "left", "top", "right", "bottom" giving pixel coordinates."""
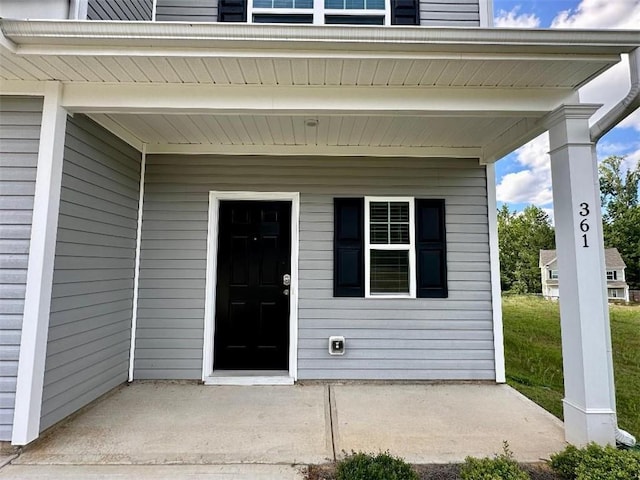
[
  {"left": 364, "top": 196, "right": 416, "bottom": 299},
  {"left": 606, "top": 270, "right": 616, "bottom": 281},
  {"left": 550, "top": 269, "right": 558, "bottom": 279},
  {"left": 68, "top": 0, "right": 88, "bottom": 19},
  {"left": 247, "top": 0, "right": 390, "bottom": 25},
  {"left": 202, "top": 191, "right": 300, "bottom": 385}
]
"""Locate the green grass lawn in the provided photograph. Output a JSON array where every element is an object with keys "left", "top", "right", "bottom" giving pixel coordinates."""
[{"left": 503, "top": 295, "right": 640, "bottom": 440}]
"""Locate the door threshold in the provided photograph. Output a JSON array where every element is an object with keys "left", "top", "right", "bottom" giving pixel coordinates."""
[{"left": 204, "top": 370, "right": 294, "bottom": 386}]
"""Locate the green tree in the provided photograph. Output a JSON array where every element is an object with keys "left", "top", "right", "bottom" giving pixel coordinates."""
[
  {"left": 498, "top": 204, "right": 555, "bottom": 293},
  {"left": 599, "top": 156, "right": 640, "bottom": 289}
]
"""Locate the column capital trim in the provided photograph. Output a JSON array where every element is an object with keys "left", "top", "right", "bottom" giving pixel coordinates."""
[
  {"left": 543, "top": 103, "right": 602, "bottom": 129},
  {"left": 548, "top": 141, "right": 595, "bottom": 156}
]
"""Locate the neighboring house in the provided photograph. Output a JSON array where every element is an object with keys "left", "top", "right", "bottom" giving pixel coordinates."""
[
  {"left": 0, "top": 0, "right": 638, "bottom": 448},
  {"left": 540, "top": 249, "right": 630, "bottom": 302}
]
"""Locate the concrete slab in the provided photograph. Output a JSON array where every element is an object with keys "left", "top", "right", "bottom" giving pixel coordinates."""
[
  {"left": 0, "top": 464, "right": 306, "bottom": 479},
  {"left": 332, "top": 383, "right": 566, "bottom": 463},
  {"left": 0, "top": 455, "right": 16, "bottom": 469},
  {"left": 12, "top": 381, "right": 567, "bottom": 469},
  {"left": 16, "top": 383, "right": 331, "bottom": 465}
]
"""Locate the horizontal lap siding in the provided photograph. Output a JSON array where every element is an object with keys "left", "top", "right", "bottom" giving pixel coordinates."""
[
  {"left": 420, "top": 0, "right": 480, "bottom": 26},
  {"left": 137, "top": 155, "right": 493, "bottom": 381},
  {"left": 87, "top": 0, "right": 153, "bottom": 20},
  {"left": 0, "top": 96, "right": 42, "bottom": 441},
  {"left": 40, "top": 115, "right": 141, "bottom": 432},
  {"left": 155, "top": 0, "right": 218, "bottom": 22}
]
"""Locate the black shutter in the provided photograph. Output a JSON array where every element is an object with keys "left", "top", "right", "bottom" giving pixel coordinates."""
[
  {"left": 391, "top": 0, "right": 419, "bottom": 25},
  {"left": 334, "top": 198, "right": 364, "bottom": 297},
  {"left": 415, "top": 199, "right": 447, "bottom": 298},
  {"left": 218, "top": 0, "right": 247, "bottom": 22}
]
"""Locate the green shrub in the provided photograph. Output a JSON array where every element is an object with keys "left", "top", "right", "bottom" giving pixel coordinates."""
[
  {"left": 549, "top": 444, "right": 582, "bottom": 479},
  {"left": 460, "top": 442, "right": 529, "bottom": 480},
  {"left": 549, "top": 443, "right": 640, "bottom": 480},
  {"left": 335, "top": 451, "right": 418, "bottom": 480}
]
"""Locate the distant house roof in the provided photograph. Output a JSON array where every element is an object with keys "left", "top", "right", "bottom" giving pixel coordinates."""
[
  {"left": 539, "top": 250, "right": 557, "bottom": 267},
  {"left": 539, "top": 248, "right": 627, "bottom": 269}
]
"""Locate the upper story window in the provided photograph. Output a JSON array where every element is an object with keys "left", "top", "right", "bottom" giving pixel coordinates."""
[
  {"left": 549, "top": 269, "right": 558, "bottom": 280},
  {"left": 606, "top": 270, "right": 617, "bottom": 281},
  {"left": 249, "top": 0, "right": 390, "bottom": 24}
]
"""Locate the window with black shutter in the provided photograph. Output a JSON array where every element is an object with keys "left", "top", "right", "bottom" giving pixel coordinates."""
[
  {"left": 334, "top": 196, "right": 447, "bottom": 298},
  {"left": 220, "top": 0, "right": 419, "bottom": 24}
]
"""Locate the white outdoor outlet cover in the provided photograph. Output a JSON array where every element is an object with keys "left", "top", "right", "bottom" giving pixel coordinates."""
[{"left": 329, "top": 336, "right": 345, "bottom": 355}]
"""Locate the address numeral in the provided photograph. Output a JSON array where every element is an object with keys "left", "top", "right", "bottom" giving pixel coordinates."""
[
  {"left": 579, "top": 203, "right": 590, "bottom": 217},
  {"left": 579, "top": 203, "right": 590, "bottom": 248}
]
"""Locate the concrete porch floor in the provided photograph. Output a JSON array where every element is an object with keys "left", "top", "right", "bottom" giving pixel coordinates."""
[{"left": 0, "top": 382, "right": 566, "bottom": 479}]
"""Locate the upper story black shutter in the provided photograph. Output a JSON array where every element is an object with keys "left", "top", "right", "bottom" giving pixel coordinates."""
[
  {"left": 391, "top": 0, "right": 419, "bottom": 25},
  {"left": 415, "top": 199, "right": 447, "bottom": 298},
  {"left": 334, "top": 198, "right": 364, "bottom": 297},
  {"left": 218, "top": 0, "right": 247, "bottom": 22}
]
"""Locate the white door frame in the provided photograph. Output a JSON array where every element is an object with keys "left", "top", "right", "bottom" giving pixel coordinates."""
[{"left": 202, "top": 191, "right": 300, "bottom": 385}]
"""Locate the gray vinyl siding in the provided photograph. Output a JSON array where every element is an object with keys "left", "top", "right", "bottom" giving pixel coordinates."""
[
  {"left": 87, "top": 0, "right": 153, "bottom": 20},
  {"left": 136, "top": 156, "right": 494, "bottom": 381},
  {"left": 40, "top": 115, "right": 141, "bottom": 432},
  {"left": 0, "top": 96, "right": 42, "bottom": 442},
  {"left": 419, "top": 0, "right": 480, "bottom": 26},
  {"left": 155, "top": 0, "right": 218, "bottom": 22}
]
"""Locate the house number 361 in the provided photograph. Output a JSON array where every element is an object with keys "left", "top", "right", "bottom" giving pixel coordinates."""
[{"left": 579, "top": 202, "right": 590, "bottom": 248}]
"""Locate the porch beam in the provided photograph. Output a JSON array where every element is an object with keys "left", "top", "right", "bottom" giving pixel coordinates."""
[
  {"left": 0, "top": 79, "right": 47, "bottom": 96},
  {"left": 144, "top": 143, "right": 482, "bottom": 158},
  {"left": 545, "top": 104, "right": 617, "bottom": 446},
  {"left": 61, "top": 83, "right": 571, "bottom": 116},
  {"left": 482, "top": 89, "right": 580, "bottom": 163},
  {"left": 12, "top": 82, "right": 67, "bottom": 445}
]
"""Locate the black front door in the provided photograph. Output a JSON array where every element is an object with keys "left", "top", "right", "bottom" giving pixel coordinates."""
[{"left": 214, "top": 200, "right": 291, "bottom": 370}]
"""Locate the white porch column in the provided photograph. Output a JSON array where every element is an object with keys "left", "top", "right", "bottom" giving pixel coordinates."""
[
  {"left": 12, "top": 82, "right": 67, "bottom": 445},
  {"left": 545, "top": 104, "right": 617, "bottom": 446}
]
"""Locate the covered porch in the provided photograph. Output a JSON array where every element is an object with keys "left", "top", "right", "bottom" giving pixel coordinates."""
[
  {"left": 1, "top": 21, "right": 639, "bottom": 452},
  {"left": 3, "top": 381, "right": 565, "bottom": 477}
]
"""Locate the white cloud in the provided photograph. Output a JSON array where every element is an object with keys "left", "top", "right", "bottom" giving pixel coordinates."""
[
  {"left": 542, "top": 208, "right": 556, "bottom": 226},
  {"left": 619, "top": 109, "right": 640, "bottom": 132},
  {"left": 496, "top": 1, "right": 639, "bottom": 212},
  {"left": 496, "top": 133, "right": 553, "bottom": 206},
  {"left": 597, "top": 140, "right": 635, "bottom": 156},
  {"left": 579, "top": 56, "right": 640, "bottom": 130},
  {"left": 551, "top": 0, "right": 640, "bottom": 29},
  {"left": 622, "top": 149, "right": 640, "bottom": 171},
  {"left": 552, "top": 0, "right": 640, "bottom": 131},
  {"left": 494, "top": 7, "right": 541, "bottom": 28}
]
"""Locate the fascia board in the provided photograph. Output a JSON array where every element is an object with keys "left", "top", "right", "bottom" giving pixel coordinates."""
[{"left": 1, "top": 20, "right": 639, "bottom": 55}]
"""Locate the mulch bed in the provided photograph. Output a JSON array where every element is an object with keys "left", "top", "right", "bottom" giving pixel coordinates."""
[{"left": 305, "top": 462, "right": 562, "bottom": 480}]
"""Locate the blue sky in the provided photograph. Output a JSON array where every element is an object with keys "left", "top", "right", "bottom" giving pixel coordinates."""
[{"left": 491, "top": 0, "right": 640, "bottom": 220}]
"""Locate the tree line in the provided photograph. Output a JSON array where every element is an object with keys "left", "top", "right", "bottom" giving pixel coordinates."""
[{"left": 498, "top": 156, "right": 639, "bottom": 292}]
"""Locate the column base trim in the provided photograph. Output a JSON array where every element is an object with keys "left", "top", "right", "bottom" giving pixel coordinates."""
[{"left": 563, "top": 399, "right": 617, "bottom": 446}]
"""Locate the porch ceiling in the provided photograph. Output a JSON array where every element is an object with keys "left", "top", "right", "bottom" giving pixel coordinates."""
[
  {"left": 1, "top": 21, "right": 638, "bottom": 159},
  {"left": 88, "top": 112, "right": 528, "bottom": 154}
]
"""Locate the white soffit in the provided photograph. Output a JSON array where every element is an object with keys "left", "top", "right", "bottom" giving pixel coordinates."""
[{"left": 1, "top": 21, "right": 637, "bottom": 89}]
